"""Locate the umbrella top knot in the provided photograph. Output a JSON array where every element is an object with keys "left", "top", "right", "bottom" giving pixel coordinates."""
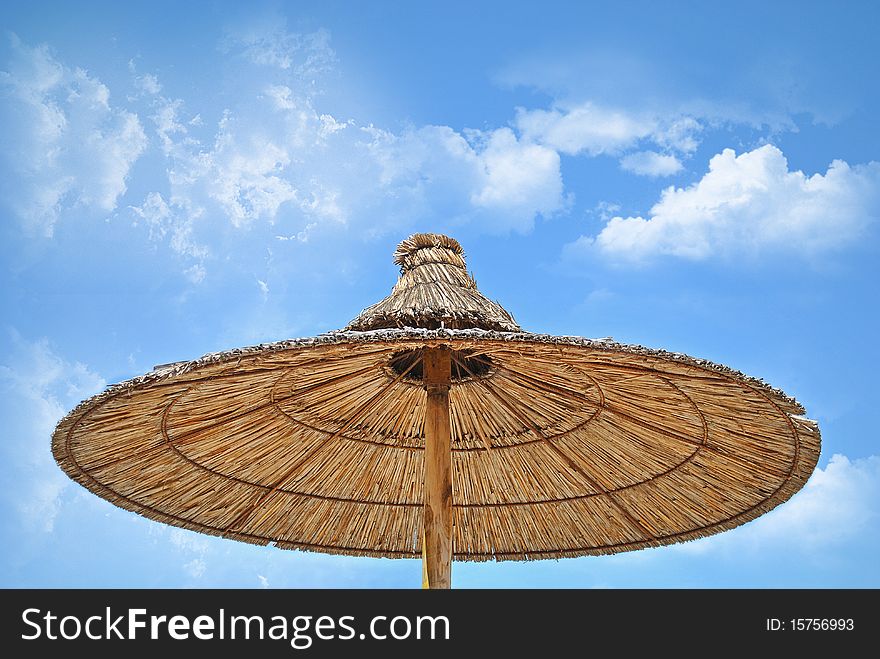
[
  {"left": 393, "top": 233, "right": 466, "bottom": 273},
  {"left": 345, "top": 233, "right": 522, "bottom": 332}
]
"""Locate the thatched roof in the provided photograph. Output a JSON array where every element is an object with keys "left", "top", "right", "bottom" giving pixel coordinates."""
[
  {"left": 346, "top": 233, "right": 521, "bottom": 332},
  {"left": 52, "top": 324, "right": 820, "bottom": 561}
]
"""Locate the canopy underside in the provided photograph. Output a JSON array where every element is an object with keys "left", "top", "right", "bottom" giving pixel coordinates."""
[{"left": 52, "top": 330, "right": 820, "bottom": 561}]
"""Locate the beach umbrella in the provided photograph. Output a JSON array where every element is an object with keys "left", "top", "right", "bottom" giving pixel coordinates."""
[{"left": 53, "top": 233, "right": 820, "bottom": 588}]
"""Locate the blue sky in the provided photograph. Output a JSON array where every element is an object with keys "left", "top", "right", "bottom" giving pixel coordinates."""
[{"left": 1, "top": 0, "right": 878, "bottom": 588}]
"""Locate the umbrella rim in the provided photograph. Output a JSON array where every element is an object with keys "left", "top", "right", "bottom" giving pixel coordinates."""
[{"left": 53, "top": 328, "right": 810, "bottom": 430}]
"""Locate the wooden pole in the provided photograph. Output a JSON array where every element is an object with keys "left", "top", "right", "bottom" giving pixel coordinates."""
[{"left": 422, "top": 347, "right": 453, "bottom": 589}]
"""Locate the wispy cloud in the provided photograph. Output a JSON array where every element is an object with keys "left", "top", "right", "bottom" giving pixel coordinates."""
[
  {"left": 128, "top": 60, "right": 161, "bottom": 97},
  {"left": 620, "top": 151, "right": 683, "bottom": 177},
  {"left": 125, "top": 23, "right": 568, "bottom": 268},
  {"left": 515, "top": 103, "right": 658, "bottom": 156},
  {"left": 5, "top": 23, "right": 874, "bottom": 285},
  {"left": 0, "top": 34, "right": 147, "bottom": 236},
  {"left": 495, "top": 40, "right": 840, "bottom": 130},
  {"left": 515, "top": 104, "right": 701, "bottom": 156},
  {"left": 168, "top": 528, "right": 211, "bottom": 581},
  {"left": 128, "top": 191, "right": 209, "bottom": 279},
  {"left": 514, "top": 102, "right": 700, "bottom": 178},
  {"left": 221, "top": 17, "right": 336, "bottom": 77},
  {"left": 569, "top": 145, "right": 880, "bottom": 262},
  {"left": 256, "top": 279, "right": 269, "bottom": 300},
  {"left": 0, "top": 333, "right": 105, "bottom": 534}
]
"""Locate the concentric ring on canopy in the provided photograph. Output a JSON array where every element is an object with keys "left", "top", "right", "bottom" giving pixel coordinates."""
[{"left": 52, "top": 329, "right": 820, "bottom": 561}]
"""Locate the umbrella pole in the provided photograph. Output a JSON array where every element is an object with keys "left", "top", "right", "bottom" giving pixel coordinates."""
[{"left": 423, "top": 347, "right": 452, "bottom": 589}]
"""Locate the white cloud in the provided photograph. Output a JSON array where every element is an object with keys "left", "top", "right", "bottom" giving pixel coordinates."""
[
  {"left": 130, "top": 191, "right": 173, "bottom": 241},
  {"left": 8, "top": 25, "right": 778, "bottom": 279},
  {"left": 128, "top": 189, "right": 209, "bottom": 283},
  {"left": 577, "top": 145, "right": 880, "bottom": 261},
  {"left": 206, "top": 116, "right": 298, "bottom": 228},
  {"left": 677, "top": 454, "right": 880, "bottom": 555},
  {"left": 276, "top": 222, "right": 318, "bottom": 243},
  {"left": 257, "top": 279, "right": 269, "bottom": 300},
  {"left": 264, "top": 83, "right": 298, "bottom": 110},
  {"left": 129, "top": 192, "right": 209, "bottom": 278},
  {"left": 152, "top": 80, "right": 565, "bottom": 244},
  {"left": 654, "top": 117, "right": 702, "bottom": 154},
  {"left": 318, "top": 113, "right": 349, "bottom": 138},
  {"left": 151, "top": 97, "right": 188, "bottom": 153},
  {"left": 0, "top": 334, "right": 105, "bottom": 533},
  {"left": 184, "top": 264, "right": 207, "bottom": 285},
  {"left": 0, "top": 35, "right": 147, "bottom": 235},
  {"left": 2, "top": 26, "right": 572, "bottom": 266},
  {"left": 164, "top": 115, "right": 318, "bottom": 228},
  {"left": 131, "top": 62, "right": 338, "bottom": 277},
  {"left": 141, "top": 20, "right": 566, "bottom": 241},
  {"left": 258, "top": 574, "right": 270, "bottom": 589},
  {"left": 515, "top": 103, "right": 655, "bottom": 156},
  {"left": 365, "top": 124, "right": 564, "bottom": 233},
  {"left": 592, "top": 200, "right": 621, "bottom": 221},
  {"left": 470, "top": 128, "right": 563, "bottom": 225},
  {"left": 620, "top": 150, "right": 683, "bottom": 177},
  {"left": 138, "top": 73, "right": 161, "bottom": 95},
  {"left": 514, "top": 102, "right": 702, "bottom": 162},
  {"left": 495, "top": 46, "right": 818, "bottom": 132},
  {"left": 127, "top": 59, "right": 161, "bottom": 97},
  {"left": 222, "top": 16, "right": 335, "bottom": 77}
]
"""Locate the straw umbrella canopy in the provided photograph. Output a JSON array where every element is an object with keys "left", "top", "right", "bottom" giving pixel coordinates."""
[{"left": 52, "top": 233, "right": 820, "bottom": 588}]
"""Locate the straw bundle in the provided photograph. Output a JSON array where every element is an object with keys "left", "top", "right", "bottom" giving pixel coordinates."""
[{"left": 346, "top": 233, "right": 520, "bottom": 332}]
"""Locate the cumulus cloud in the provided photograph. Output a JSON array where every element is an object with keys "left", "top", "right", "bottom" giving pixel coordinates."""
[
  {"left": 136, "top": 19, "right": 566, "bottom": 243},
  {"left": 0, "top": 333, "right": 105, "bottom": 533},
  {"left": 620, "top": 150, "right": 683, "bottom": 177},
  {"left": 573, "top": 145, "right": 880, "bottom": 261},
  {"left": 153, "top": 92, "right": 345, "bottom": 231},
  {"left": 10, "top": 25, "right": 803, "bottom": 281},
  {"left": 1, "top": 26, "right": 573, "bottom": 271},
  {"left": 0, "top": 35, "right": 147, "bottom": 235},
  {"left": 147, "top": 78, "right": 565, "bottom": 250},
  {"left": 470, "top": 128, "right": 564, "bottom": 223},
  {"left": 123, "top": 74, "right": 356, "bottom": 279},
  {"left": 366, "top": 124, "right": 564, "bottom": 233}
]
